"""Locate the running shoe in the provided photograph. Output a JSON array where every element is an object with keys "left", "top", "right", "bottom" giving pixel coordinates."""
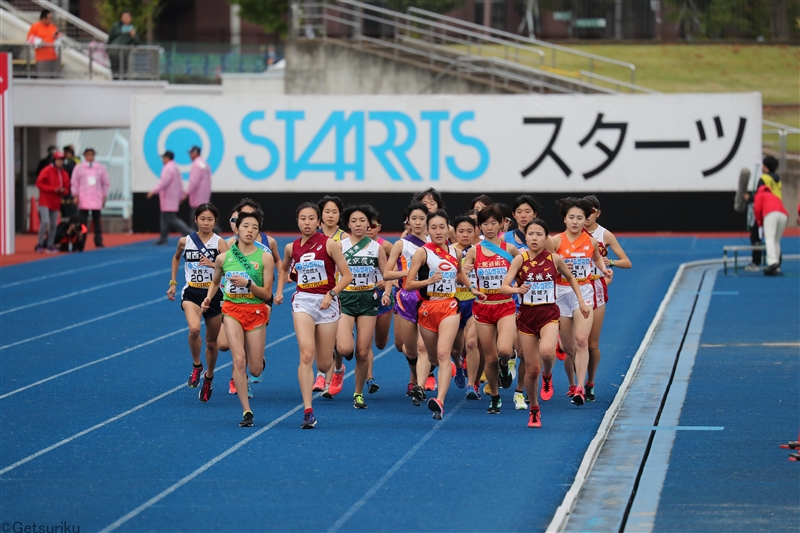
[
  {"left": 353, "top": 394, "right": 367, "bottom": 409},
  {"left": 451, "top": 361, "right": 457, "bottom": 377},
  {"left": 499, "top": 362, "right": 513, "bottom": 389},
  {"left": 250, "top": 358, "right": 266, "bottom": 383},
  {"left": 45, "top": 247, "right": 59, "bottom": 254},
  {"left": 513, "top": 391, "right": 527, "bottom": 410},
  {"left": 321, "top": 385, "right": 333, "bottom": 399},
  {"left": 301, "top": 411, "right": 317, "bottom": 429},
  {"left": 566, "top": 385, "right": 577, "bottom": 398},
  {"left": 425, "top": 373, "right": 437, "bottom": 391},
  {"left": 508, "top": 357, "right": 517, "bottom": 381},
  {"left": 199, "top": 375, "right": 213, "bottom": 403},
  {"left": 229, "top": 378, "right": 237, "bottom": 395},
  {"left": 555, "top": 339, "right": 567, "bottom": 361},
  {"left": 428, "top": 397, "right": 444, "bottom": 420},
  {"left": 239, "top": 411, "right": 254, "bottom": 427},
  {"left": 585, "top": 385, "right": 596, "bottom": 402},
  {"left": 406, "top": 382, "right": 415, "bottom": 397},
  {"left": 466, "top": 385, "right": 478, "bottom": 400},
  {"left": 367, "top": 378, "right": 380, "bottom": 394},
  {"left": 313, "top": 374, "right": 326, "bottom": 392},
  {"left": 487, "top": 396, "right": 501, "bottom": 414},
  {"left": 541, "top": 374, "right": 554, "bottom": 401},
  {"left": 474, "top": 382, "right": 482, "bottom": 400},
  {"left": 571, "top": 387, "right": 585, "bottom": 406},
  {"left": 528, "top": 408, "right": 542, "bottom": 428},
  {"left": 34, "top": 244, "right": 45, "bottom": 253},
  {"left": 329, "top": 365, "right": 346, "bottom": 396},
  {"left": 188, "top": 365, "right": 203, "bottom": 388},
  {"left": 411, "top": 384, "right": 425, "bottom": 407},
  {"left": 247, "top": 381, "right": 253, "bottom": 399},
  {"left": 743, "top": 262, "right": 761, "bottom": 272},
  {"left": 454, "top": 366, "right": 467, "bottom": 389}
]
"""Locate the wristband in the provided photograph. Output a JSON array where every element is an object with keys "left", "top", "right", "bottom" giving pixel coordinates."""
[
  {"left": 169, "top": 280, "right": 177, "bottom": 286},
  {"left": 246, "top": 279, "right": 252, "bottom": 289},
  {"left": 609, "top": 259, "right": 616, "bottom": 268},
  {"left": 469, "top": 284, "right": 476, "bottom": 291}
]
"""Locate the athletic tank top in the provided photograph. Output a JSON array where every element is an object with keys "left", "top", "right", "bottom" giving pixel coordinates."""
[
  {"left": 590, "top": 225, "right": 607, "bottom": 279},
  {"left": 341, "top": 237, "right": 380, "bottom": 292},
  {"left": 222, "top": 246, "right": 265, "bottom": 304},
  {"left": 183, "top": 233, "right": 221, "bottom": 289},
  {"left": 254, "top": 232, "right": 272, "bottom": 255},
  {"left": 291, "top": 233, "right": 336, "bottom": 294},
  {"left": 556, "top": 231, "right": 594, "bottom": 286},
  {"left": 516, "top": 249, "right": 557, "bottom": 306},
  {"left": 418, "top": 243, "right": 459, "bottom": 301},
  {"left": 455, "top": 245, "right": 477, "bottom": 301},
  {"left": 474, "top": 241, "right": 512, "bottom": 301},
  {"left": 400, "top": 236, "right": 424, "bottom": 289},
  {"left": 504, "top": 230, "right": 528, "bottom": 252}
]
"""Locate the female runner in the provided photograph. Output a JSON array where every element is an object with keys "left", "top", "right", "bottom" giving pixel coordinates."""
[{"left": 365, "top": 212, "right": 395, "bottom": 394}]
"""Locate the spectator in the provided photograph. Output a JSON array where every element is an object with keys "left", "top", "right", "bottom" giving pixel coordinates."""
[
  {"left": 55, "top": 216, "right": 87, "bottom": 252},
  {"left": 147, "top": 150, "right": 192, "bottom": 245},
  {"left": 71, "top": 148, "right": 110, "bottom": 248},
  {"left": 35, "top": 151, "right": 69, "bottom": 253},
  {"left": 743, "top": 156, "right": 783, "bottom": 272},
  {"left": 35, "top": 145, "right": 57, "bottom": 176},
  {"left": 107, "top": 11, "right": 139, "bottom": 79},
  {"left": 26, "top": 9, "right": 61, "bottom": 78},
  {"left": 186, "top": 146, "right": 212, "bottom": 227},
  {"left": 754, "top": 178, "right": 788, "bottom": 276},
  {"left": 60, "top": 145, "right": 78, "bottom": 218}
]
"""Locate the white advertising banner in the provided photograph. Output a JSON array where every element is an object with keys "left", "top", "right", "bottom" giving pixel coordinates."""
[{"left": 131, "top": 93, "right": 761, "bottom": 194}]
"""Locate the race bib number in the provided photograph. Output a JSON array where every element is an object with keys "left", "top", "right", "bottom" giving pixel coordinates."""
[
  {"left": 296, "top": 259, "right": 328, "bottom": 289},
  {"left": 346, "top": 265, "right": 376, "bottom": 291},
  {"left": 187, "top": 262, "right": 213, "bottom": 287},
  {"left": 224, "top": 271, "right": 253, "bottom": 298},
  {"left": 521, "top": 281, "right": 555, "bottom": 305},
  {"left": 477, "top": 266, "right": 507, "bottom": 294},
  {"left": 429, "top": 271, "right": 457, "bottom": 299},
  {"left": 565, "top": 258, "right": 592, "bottom": 281}
]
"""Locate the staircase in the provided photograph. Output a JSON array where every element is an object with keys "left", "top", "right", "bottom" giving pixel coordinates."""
[{"left": 290, "top": 0, "right": 656, "bottom": 95}]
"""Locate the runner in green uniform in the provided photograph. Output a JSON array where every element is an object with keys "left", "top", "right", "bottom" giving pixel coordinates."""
[
  {"left": 203, "top": 211, "right": 274, "bottom": 427},
  {"left": 330, "top": 205, "right": 390, "bottom": 409}
]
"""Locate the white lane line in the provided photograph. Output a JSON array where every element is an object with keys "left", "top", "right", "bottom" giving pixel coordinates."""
[
  {"left": 0, "top": 328, "right": 188, "bottom": 400},
  {"left": 0, "top": 258, "right": 146, "bottom": 289},
  {"left": 0, "top": 332, "right": 299, "bottom": 477},
  {"left": 0, "top": 297, "right": 165, "bottom": 351},
  {"left": 99, "top": 345, "right": 395, "bottom": 533},
  {"left": 0, "top": 269, "right": 170, "bottom": 315},
  {"left": 327, "top": 396, "right": 468, "bottom": 533}
]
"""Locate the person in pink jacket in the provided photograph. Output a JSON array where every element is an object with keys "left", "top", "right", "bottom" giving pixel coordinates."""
[
  {"left": 185, "top": 146, "right": 215, "bottom": 231},
  {"left": 147, "top": 150, "right": 192, "bottom": 245},
  {"left": 70, "top": 148, "right": 110, "bottom": 248},
  {"left": 754, "top": 182, "right": 789, "bottom": 276}
]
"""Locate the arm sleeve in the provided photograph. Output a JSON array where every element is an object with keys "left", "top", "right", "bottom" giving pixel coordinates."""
[
  {"left": 150, "top": 170, "right": 167, "bottom": 195},
  {"left": 36, "top": 168, "right": 57, "bottom": 193}
]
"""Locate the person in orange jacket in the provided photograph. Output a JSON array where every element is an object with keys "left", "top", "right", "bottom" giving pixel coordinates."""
[
  {"left": 35, "top": 151, "right": 69, "bottom": 253},
  {"left": 26, "top": 9, "right": 61, "bottom": 77}
]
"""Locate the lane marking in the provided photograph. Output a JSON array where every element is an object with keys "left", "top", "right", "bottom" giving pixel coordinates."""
[
  {"left": 0, "top": 328, "right": 187, "bottom": 400},
  {"left": 328, "top": 396, "right": 468, "bottom": 533},
  {"left": 0, "top": 297, "right": 165, "bottom": 351},
  {"left": 0, "top": 332, "right": 298, "bottom": 477},
  {"left": 701, "top": 342, "right": 800, "bottom": 348},
  {"left": 0, "top": 269, "right": 170, "bottom": 315},
  {"left": 618, "top": 426, "right": 724, "bottom": 431},
  {"left": 0, "top": 258, "right": 145, "bottom": 289},
  {"left": 98, "top": 345, "right": 395, "bottom": 533}
]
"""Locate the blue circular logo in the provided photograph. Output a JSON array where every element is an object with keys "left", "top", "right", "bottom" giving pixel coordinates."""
[{"left": 143, "top": 106, "right": 224, "bottom": 179}]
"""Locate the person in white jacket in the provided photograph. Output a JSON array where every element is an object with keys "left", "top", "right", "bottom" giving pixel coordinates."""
[{"left": 70, "top": 148, "right": 110, "bottom": 248}]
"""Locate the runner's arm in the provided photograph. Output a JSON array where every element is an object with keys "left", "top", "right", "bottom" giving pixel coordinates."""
[
  {"left": 404, "top": 249, "right": 439, "bottom": 291},
  {"left": 383, "top": 240, "right": 407, "bottom": 281},
  {"left": 603, "top": 230, "right": 631, "bottom": 269},
  {"left": 202, "top": 253, "right": 225, "bottom": 311},
  {"left": 275, "top": 242, "right": 293, "bottom": 297},
  {"left": 167, "top": 238, "right": 186, "bottom": 300},
  {"left": 376, "top": 243, "right": 392, "bottom": 293},
  {"left": 500, "top": 255, "right": 526, "bottom": 295},
  {"left": 591, "top": 238, "right": 613, "bottom": 280},
  {"left": 327, "top": 238, "right": 353, "bottom": 294},
  {"left": 247, "top": 252, "right": 274, "bottom": 302}
]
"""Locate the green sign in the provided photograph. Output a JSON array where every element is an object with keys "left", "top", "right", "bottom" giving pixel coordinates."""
[
  {"left": 574, "top": 18, "right": 607, "bottom": 28},
  {"left": 553, "top": 11, "right": 572, "bottom": 21}
]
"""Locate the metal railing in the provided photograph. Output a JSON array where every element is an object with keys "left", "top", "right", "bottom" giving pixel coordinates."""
[
  {"left": 2, "top": 41, "right": 161, "bottom": 80},
  {"left": 763, "top": 120, "right": 800, "bottom": 174},
  {"left": 8, "top": 0, "right": 108, "bottom": 42},
  {"left": 406, "top": 5, "right": 638, "bottom": 87},
  {"left": 290, "top": 0, "right": 635, "bottom": 95}
]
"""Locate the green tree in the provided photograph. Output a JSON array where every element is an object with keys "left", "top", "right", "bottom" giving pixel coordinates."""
[{"left": 95, "top": 0, "right": 161, "bottom": 42}]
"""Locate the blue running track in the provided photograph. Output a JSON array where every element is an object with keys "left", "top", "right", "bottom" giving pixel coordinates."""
[{"left": 0, "top": 235, "right": 797, "bottom": 532}]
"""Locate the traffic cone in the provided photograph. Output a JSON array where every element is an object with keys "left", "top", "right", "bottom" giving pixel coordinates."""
[{"left": 29, "top": 197, "right": 39, "bottom": 233}]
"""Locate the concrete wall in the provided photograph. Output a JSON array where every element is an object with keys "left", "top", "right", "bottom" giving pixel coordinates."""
[
  {"left": 221, "top": 71, "right": 285, "bottom": 95},
  {"left": 285, "top": 40, "right": 495, "bottom": 95}
]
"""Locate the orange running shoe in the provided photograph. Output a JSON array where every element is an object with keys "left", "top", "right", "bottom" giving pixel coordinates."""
[
  {"left": 555, "top": 337, "right": 567, "bottom": 361},
  {"left": 571, "top": 387, "right": 585, "bottom": 406},
  {"left": 541, "top": 374, "right": 554, "bottom": 401},
  {"left": 425, "top": 373, "right": 437, "bottom": 391},
  {"left": 229, "top": 378, "right": 237, "bottom": 395},
  {"left": 528, "top": 408, "right": 542, "bottom": 428},
  {"left": 329, "top": 364, "right": 346, "bottom": 396},
  {"left": 450, "top": 361, "right": 457, "bottom": 377},
  {"left": 313, "top": 374, "right": 326, "bottom": 392}
]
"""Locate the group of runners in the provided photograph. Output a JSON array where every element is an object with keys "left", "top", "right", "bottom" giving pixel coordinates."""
[{"left": 167, "top": 189, "right": 631, "bottom": 429}]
